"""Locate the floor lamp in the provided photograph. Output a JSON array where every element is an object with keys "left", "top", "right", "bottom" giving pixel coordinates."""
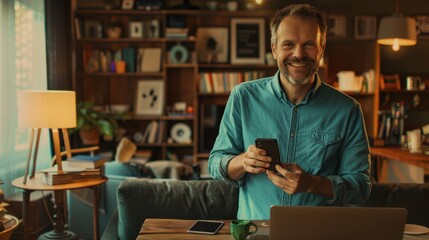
[{"left": 18, "top": 90, "right": 77, "bottom": 240}]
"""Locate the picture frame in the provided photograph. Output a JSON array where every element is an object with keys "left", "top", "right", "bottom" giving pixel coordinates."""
[
  {"left": 84, "top": 19, "right": 102, "bottom": 38},
  {"left": 327, "top": 15, "right": 346, "bottom": 38},
  {"left": 121, "top": 0, "right": 135, "bottom": 10},
  {"left": 230, "top": 18, "right": 265, "bottom": 64},
  {"left": 135, "top": 80, "right": 165, "bottom": 115},
  {"left": 129, "top": 21, "right": 143, "bottom": 38},
  {"left": 354, "top": 16, "right": 377, "bottom": 40},
  {"left": 415, "top": 15, "right": 429, "bottom": 39},
  {"left": 196, "top": 27, "right": 229, "bottom": 63},
  {"left": 380, "top": 74, "right": 401, "bottom": 90}
]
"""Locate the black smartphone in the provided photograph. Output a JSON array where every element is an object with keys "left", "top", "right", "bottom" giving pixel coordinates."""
[
  {"left": 255, "top": 138, "right": 281, "bottom": 172},
  {"left": 187, "top": 220, "right": 224, "bottom": 235}
]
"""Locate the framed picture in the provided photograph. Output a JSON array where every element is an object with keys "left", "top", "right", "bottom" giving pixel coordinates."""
[
  {"left": 121, "top": 0, "right": 135, "bottom": 10},
  {"left": 230, "top": 18, "right": 265, "bottom": 64},
  {"left": 196, "top": 27, "right": 229, "bottom": 63},
  {"left": 354, "top": 16, "right": 377, "bottom": 40},
  {"left": 135, "top": 80, "right": 165, "bottom": 115},
  {"left": 380, "top": 74, "right": 401, "bottom": 90},
  {"left": 129, "top": 21, "right": 143, "bottom": 38},
  {"left": 84, "top": 19, "right": 102, "bottom": 38},
  {"left": 327, "top": 15, "right": 346, "bottom": 38},
  {"left": 415, "top": 15, "right": 429, "bottom": 39}
]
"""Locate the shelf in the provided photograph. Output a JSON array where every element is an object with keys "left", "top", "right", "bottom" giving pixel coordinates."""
[
  {"left": 343, "top": 91, "right": 375, "bottom": 97},
  {"left": 77, "top": 38, "right": 165, "bottom": 43},
  {"left": 199, "top": 64, "right": 277, "bottom": 70},
  {"left": 197, "top": 153, "right": 210, "bottom": 159},
  {"left": 76, "top": 9, "right": 274, "bottom": 17},
  {"left": 124, "top": 115, "right": 194, "bottom": 120},
  {"left": 77, "top": 72, "right": 164, "bottom": 77},
  {"left": 380, "top": 89, "right": 428, "bottom": 94},
  {"left": 136, "top": 143, "right": 194, "bottom": 147},
  {"left": 165, "top": 63, "right": 197, "bottom": 68}
]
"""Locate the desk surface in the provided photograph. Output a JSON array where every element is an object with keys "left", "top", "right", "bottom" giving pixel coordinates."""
[
  {"left": 371, "top": 147, "right": 429, "bottom": 170},
  {"left": 12, "top": 172, "right": 107, "bottom": 190},
  {"left": 137, "top": 218, "right": 429, "bottom": 240}
]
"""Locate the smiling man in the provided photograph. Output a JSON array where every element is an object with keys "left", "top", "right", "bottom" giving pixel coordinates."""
[{"left": 209, "top": 4, "right": 372, "bottom": 220}]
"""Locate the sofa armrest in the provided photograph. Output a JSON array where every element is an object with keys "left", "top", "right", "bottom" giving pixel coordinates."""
[
  {"left": 116, "top": 179, "right": 238, "bottom": 240},
  {"left": 362, "top": 183, "right": 429, "bottom": 226}
]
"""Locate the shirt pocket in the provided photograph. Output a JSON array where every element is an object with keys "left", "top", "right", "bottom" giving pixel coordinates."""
[{"left": 303, "top": 131, "right": 342, "bottom": 171}]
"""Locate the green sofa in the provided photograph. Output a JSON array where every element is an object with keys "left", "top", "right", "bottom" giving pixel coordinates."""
[{"left": 102, "top": 179, "right": 429, "bottom": 240}]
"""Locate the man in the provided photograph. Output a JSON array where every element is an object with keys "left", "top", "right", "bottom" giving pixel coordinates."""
[{"left": 208, "top": 4, "right": 371, "bottom": 220}]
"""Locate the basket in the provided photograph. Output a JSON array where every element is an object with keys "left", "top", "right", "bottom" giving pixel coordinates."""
[{"left": 0, "top": 215, "right": 21, "bottom": 240}]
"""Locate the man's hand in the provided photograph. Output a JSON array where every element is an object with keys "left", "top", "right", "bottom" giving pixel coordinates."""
[
  {"left": 227, "top": 144, "right": 272, "bottom": 180},
  {"left": 266, "top": 163, "right": 334, "bottom": 198},
  {"left": 266, "top": 163, "right": 313, "bottom": 194}
]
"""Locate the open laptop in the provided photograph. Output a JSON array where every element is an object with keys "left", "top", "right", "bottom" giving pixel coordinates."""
[{"left": 269, "top": 206, "right": 407, "bottom": 240}]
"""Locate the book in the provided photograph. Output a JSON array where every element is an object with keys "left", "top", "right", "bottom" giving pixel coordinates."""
[
  {"left": 41, "top": 168, "right": 103, "bottom": 185},
  {"left": 65, "top": 155, "right": 107, "bottom": 169},
  {"left": 0, "top": 214, "right": 15, "bottom": 231},
  {"left": 142, "top": 48, "right": 162, "bottom": 72}
]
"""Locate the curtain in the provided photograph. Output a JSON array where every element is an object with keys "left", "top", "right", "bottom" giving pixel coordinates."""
[{"left": 0, "top": 0, "right": 50, "bottom": 196}]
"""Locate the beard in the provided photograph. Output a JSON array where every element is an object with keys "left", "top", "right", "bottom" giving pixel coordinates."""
[{"left": 279, "top": 56, "right": 319, "bottom": 85}]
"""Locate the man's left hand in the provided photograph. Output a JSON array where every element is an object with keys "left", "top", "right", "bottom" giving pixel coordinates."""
[{"left": 266, "top": 163, "right": 316, "bottom": 195}]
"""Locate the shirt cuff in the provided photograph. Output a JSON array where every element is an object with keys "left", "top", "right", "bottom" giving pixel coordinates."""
[
  {"left": 325, "top": 175, "right": 346, "bottom": 205},
  {"left": 220, "top": 155, "right": 245, "bottom": 188}
]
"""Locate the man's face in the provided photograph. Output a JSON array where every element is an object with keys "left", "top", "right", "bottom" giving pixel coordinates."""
[{"left": 271, "top": 16, "right": 324, "bottom": 85}]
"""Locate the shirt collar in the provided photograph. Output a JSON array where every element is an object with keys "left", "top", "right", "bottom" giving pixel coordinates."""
[{"left": 271, "top": 71, "right": 322, "bottom": 104}]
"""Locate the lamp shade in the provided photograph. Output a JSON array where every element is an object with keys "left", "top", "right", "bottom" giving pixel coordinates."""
[
  {"left": 377, "top": 15, "right": 417, "bottom": 46},
  {"left": 18, "top": 90, "right": 77, "bottom": 128}
]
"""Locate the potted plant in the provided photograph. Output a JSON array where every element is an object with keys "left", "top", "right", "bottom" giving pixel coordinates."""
[{"left": 70, "top": 101, "right": 121, "bottom": 145}]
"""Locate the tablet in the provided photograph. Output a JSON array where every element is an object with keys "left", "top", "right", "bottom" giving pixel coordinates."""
[{"left": 187, "top": 220, "right": 224, "bottom": 235}]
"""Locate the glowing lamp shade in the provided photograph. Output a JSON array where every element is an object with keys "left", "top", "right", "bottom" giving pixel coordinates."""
[
  {"left": 18, "top": 90, "right": 76, "bottom": 129},
  {"left": 377, "top": 15, "right": 417, "bottom": 51},
  {"left": 18, "top": 90, "right": 76, "bottom": 184}
]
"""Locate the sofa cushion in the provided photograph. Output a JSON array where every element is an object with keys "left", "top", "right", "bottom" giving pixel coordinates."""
[
  {"left": 361, "top": 183, "right": 429, "bottom": 226},
  {"left": 116, "top": 179, "right": 238, "bottom": 240}
]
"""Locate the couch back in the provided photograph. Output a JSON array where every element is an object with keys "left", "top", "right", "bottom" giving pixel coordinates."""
[
  {"left": 116, "top": 179, "right": 429, "bottom": 240},
  {"left": 116, "top": 178, "right": 238, "bottom": 240}
]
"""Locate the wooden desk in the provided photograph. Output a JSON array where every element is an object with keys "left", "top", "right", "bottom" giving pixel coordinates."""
[
  {"left": 12, "top": 173, "right": 107, "bottom": 240},
  {"left": 371, "top": 147, "right": 429, "bottom": 181},
  {"left": 137, "top": 219, "right": 268, "bottom": 240}
]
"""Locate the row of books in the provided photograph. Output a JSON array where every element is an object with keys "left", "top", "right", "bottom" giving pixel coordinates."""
[
  {"left": 165, "top": 28, "right": 189, "bottom": 39},
  {"left": 199, "top": 71, "right": 268, "bottom": 93},
  {"left": 40, "top": 155, "right": 107, "bottom": 185},
  {"left": 135, "top": 120, "right": 166, "bottom": 144},
  {"left": 83, "top": 47, "right": 162, "bottom": 73}
]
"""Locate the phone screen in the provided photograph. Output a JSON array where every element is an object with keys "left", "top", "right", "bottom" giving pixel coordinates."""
[
  {"left": 255, "top": 138, "right": 281, "bottom": 172},
  {"left": 187, "top": 220, "right": 224, "bottom": 235}
]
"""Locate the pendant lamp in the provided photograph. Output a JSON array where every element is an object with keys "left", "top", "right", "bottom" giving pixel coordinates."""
[{"left": 377, "top": 0, "right": 416, "bottom": 51}]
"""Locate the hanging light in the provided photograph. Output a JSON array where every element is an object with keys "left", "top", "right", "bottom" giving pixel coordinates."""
[{"left": 377, "top": 0, "right": 417, "bottom": 51}]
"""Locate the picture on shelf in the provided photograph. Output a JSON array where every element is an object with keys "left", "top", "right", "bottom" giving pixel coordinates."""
[
  {"left": 230, "top": 18, "right": 265, "bottom": 64},
  {"left": 327, "top": 15, "right": 346, "bottom": 38},
  {"left": 84, "top": 19, "right": 102, "bottom": 38},
  {"left": 415, "top": 15, "right": 429, "bottom": 39},
  {"left": 380, "top": 74, "right": 401, "bottom": 90},
  {"left": 129, "top": 21, "right": 143, "bottom": 38},
  {"left": 354, "top": 16, "right": 377, "bottom": 40},
  {"left": 135, "top": 80, "right": 165, "bottom": 115},
  {"left": 196, "top": 27, "right": 229, "bottom": 63},
  {"left": 121, "top": 0, "right": 135, "bottom": 9}
]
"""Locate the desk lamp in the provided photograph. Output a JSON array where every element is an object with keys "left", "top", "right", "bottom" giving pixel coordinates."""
[{"left": 18, "top": 90, "right": 76, "bottom": 184}]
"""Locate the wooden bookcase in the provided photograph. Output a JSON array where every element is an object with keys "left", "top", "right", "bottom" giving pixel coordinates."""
[{"left": 70, "top": 1, "right": 382, "bottom": 165}]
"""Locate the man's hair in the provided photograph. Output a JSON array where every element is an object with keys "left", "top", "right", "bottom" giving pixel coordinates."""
[{"left": 270, "top": 4, "right": 327, "bottom": 48}]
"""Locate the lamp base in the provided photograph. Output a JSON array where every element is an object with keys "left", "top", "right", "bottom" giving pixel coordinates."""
[{"left": 37, "top": 230, "right": 78, "bottom": 240}]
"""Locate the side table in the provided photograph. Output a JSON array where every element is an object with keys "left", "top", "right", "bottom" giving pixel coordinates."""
[{"left": 12, "top": 173, "right": 107, "bottom": 240}]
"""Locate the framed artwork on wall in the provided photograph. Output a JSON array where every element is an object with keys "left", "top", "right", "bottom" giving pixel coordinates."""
[
  {"left": 327, "top": 15, "right": 346, "bottom": 38},
  {"left": 129, "top": 21, "right": 143, "bottom": 38},
  {"left": 415, "top": 15, "right": 429, "bottom": 39},
  {"left": 135, "top": 80, "right": 164, "bottom": 115},
  {"left": 230, "top": 18, "right": 265, "bottom": 64},
  {"left": 196, "top": 27, "right": 229, "bottom": 63},
  {"left": 354, "top": 16, "right": 377, "bottom": 40}
]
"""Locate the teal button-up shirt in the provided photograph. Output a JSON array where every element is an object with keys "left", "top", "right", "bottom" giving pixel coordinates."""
[{"left": 208, "top": 71, "right": 371, "bottom": 220}]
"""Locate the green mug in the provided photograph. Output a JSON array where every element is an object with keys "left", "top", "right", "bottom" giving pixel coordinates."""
[{"left": 230, "top": 220, "right": 258, "bottom": 240}]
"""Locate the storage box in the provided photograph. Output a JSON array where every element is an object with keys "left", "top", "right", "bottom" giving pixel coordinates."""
[{"left": 5, "top": 191, "right": 54, "bottom": 240}]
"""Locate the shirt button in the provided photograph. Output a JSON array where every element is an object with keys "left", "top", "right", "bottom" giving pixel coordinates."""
[
  {"left": 293, "top": 108, "right": 297, "bottom": 112},
  {"left": 291, "top": 132, "right": 295, "bottom": 137}
]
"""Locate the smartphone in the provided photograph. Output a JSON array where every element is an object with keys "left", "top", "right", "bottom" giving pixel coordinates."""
[
  {"left": 255, "top": 138, "right": 281, "bottom": 172},
  {"left": 187, "top": 220, "right": 224, "bottom": 235}
]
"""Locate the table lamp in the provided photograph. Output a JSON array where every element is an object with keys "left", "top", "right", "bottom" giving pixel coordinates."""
[{"left": 18, "top": 90, "right": 76, "bottom": 184}]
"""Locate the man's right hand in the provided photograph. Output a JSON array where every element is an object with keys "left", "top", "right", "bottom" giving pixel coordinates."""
[{"left": 227, "top": 145, "right": 272, "bottom": 180}]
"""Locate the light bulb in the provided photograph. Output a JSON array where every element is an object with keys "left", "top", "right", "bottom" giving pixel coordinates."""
[
  {"left": 392, "top": 38, "right": 400, "bottom": 51},
  {"left": 255, "top": 0, "right": 263, "bottom": 5}
]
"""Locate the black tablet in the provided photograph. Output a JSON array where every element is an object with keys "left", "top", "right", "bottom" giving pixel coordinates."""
[{"left": 187, "top": 220, "right": 224, "bottom": 235}]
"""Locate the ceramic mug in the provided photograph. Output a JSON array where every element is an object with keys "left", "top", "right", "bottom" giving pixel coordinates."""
[{"left": 230, "top": 220, "right": 258, "bottom": 240}]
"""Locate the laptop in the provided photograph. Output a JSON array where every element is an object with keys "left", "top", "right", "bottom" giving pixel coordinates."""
[{"left": 269, "top": 206, "right": 408, "bottom": 240}]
